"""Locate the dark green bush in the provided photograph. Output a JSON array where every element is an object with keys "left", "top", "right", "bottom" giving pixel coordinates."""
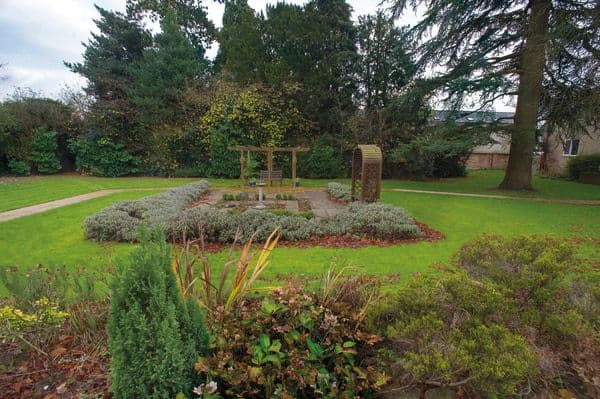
[
  {"left": 566, "top": 153, "right": 600, "bottom": 181},
  {"left": 29, "top": 128, "right": 61, "bottom": 174},
  {"left": 393, "top": 138, "right": 470, "bottom": 179},
  {"left": 207, "top": 121, "right": 243, "bottom": 178},
  {"left": 108, "top": 229, "right": 209, "bottom": 399},
  {"left": 8, "top": 160, "right": 31, "bottom": 176},
  {"left": 70, "top": 136, "right": 140, "bottom": 177},
  {"left": 299, "top": 139, "right": 345, "bottom": 178}
]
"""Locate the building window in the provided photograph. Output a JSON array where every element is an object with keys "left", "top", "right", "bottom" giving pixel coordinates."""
[
  {"left": 534, "top": 135, "right": 544, "bottom": 154},
  {"left": 563, "top": 139, "right": 580, "bottom": 156}
]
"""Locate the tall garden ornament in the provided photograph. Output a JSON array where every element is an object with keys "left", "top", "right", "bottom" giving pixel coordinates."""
[{"left": 351, "top": 145, "right": 382, "bottom": 202}]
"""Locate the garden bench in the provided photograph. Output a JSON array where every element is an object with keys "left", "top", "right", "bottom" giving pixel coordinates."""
[{"left": 260, "top": 170, "right": 283, "bottom": 186}]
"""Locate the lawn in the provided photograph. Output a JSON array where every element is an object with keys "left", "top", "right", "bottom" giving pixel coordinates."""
[
  {"left": 2, "top": 170, "right": 599, "bottom": 214},
  {"left": 1, "top": 181, "right": 598, "bottom": 295}
]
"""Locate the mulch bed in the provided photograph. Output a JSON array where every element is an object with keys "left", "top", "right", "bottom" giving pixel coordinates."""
[
  {"left": 0, "top": 332, "right": 110, "bottom": 399},
  {"left": 195, "top": 220, "right": 444, "bottom": 253}
]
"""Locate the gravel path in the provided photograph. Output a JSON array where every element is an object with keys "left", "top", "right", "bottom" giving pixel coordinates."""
[{"left": 0, "top": 188, "right": 168, "bottom": 222}]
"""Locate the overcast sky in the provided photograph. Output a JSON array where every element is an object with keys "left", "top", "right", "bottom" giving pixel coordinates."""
[{"left": 0, "top": 0, "right": 406, "bottom": 99}]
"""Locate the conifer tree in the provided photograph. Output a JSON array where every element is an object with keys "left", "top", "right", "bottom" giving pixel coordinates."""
[
  {"left": 108, "top": 229, "right": 209, "bottom": 398},
  {"left": 129, "top": 10, "right": 202, "bottom": 127}
]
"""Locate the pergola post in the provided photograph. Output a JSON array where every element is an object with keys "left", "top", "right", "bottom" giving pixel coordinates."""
[
  {"left": 291, "top": 150, "right": 297, "bottom": 186},
  {"left": 267, "top": 149, "right": 273, "bottom": 186},
  {"left": 239, "top": 150, "right": 245, "bottom": 184}
]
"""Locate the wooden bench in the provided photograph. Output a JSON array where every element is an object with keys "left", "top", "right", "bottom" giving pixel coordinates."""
[{"left": 260, "top": 170, "right": 283, "bottom": 186}]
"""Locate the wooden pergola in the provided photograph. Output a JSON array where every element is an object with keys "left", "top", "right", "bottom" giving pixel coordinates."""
[{"left": 228, "top": 146, "right": 309, "bottom": 186}]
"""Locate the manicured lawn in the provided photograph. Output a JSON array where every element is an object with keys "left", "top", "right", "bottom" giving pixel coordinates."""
[
  {"left": 321, "top": 170, "right": 600, "bottom": 200},
  {"left": 2, "top": 170, "right": 599, "bottom": 214},
  {"left": 1, "top": 186, "right": 598, "bottom": 295}
]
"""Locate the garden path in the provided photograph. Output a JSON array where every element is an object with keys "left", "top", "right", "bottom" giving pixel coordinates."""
[
  {"left": 0, "top": 188, "right": 169, "bottom": 222},
  {"left": 302, "top": 190, "right": 347, "bottom": 219}
]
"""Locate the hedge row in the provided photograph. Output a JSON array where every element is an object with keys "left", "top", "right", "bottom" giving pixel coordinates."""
[{"left": 84, "top": 181, "right": 209, "bottom": 241}]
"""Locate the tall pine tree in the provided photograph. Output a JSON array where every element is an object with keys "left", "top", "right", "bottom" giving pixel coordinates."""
[
  {"left": 215, "top": 0, "right": 267, "bottom": 84},
  {"left": 65, "top": 6, "right": 151, "bottom": 152},
  {"left": 129, "top": 10, "right": 201, "bottom": 126},
  {"left": 388, "top": 0, "right": 599, "bottom": 190}
]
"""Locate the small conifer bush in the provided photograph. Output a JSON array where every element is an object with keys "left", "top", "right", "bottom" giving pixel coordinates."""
[{"left": 108, "top": 228, "right": 209, "bottom": 398}]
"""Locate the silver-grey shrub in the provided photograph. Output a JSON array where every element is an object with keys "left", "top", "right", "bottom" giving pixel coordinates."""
[
  {"left": 171, "top": 209, "right": 318, "bottom": 243},
  {"left": 321, "top": 202, "right": 423, "bottom": 239},
  {"left": 326, "top": 182, "right": 351, "bottom": 203},
  {"left": 171, "top": 202, "right": 421, "bottom": 243},
  {"left": 84, "top": 181, "right": 209, "bottom": 241}
]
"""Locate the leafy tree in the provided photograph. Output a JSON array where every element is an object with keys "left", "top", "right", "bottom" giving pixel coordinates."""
[
  {"left": 201, "top": 82, "right": 304, "bottom": 148},
  {"left": 354, "top": 11, "right": 418, "bottom": 170},
  {"left": 215, "top": 0, "right": 267, "bottom": 84},
  {"left": 388, "top": 0, "right": 600, "bottom": 190},
  {"left": 109, "top": 229, "right": 209, "bottom": 398},
  {"left": 66, "top": 6, "right": 151, "bottom": 153},
  {"left": 0, "top": 90, "right": 74, "bottom": 170}
]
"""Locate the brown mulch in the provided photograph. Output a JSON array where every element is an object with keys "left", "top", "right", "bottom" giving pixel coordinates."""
[
  {"left": 195, "top": 220, "right": 444, "bottom": 253},
  {"left": 0, "top": 328, "right": 110, "bottom": 399}
]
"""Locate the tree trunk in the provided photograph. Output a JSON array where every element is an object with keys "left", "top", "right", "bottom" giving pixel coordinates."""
[{"left": 499, "top": 0, "right": 550, "bottom": 190}]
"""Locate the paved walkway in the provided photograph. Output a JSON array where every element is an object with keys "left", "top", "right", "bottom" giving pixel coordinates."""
[
  {"left": 383, "top": 188, "right": 600, "bottom": 205},
  {"left": 0, "top": 188, "right": 167, "bottom": 222},
  {"left": 302, "top": 190, "right": 347, "bottom": 219}
]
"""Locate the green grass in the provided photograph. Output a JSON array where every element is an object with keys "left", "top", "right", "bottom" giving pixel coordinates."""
[
  {"left": 2, "top": 171, "right": 598, "bottom": 214},
  {"left": 0, "top": 175, "right": 197, "bottom": 212},
  {"left": 319, "top": 170, "right": 600, "bottom": 201},
  {"left": 1, "top": 187, "right": 598, "bottom": 295}
]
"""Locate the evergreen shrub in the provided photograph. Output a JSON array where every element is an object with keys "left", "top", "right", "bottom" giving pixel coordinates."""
[
  {"left": 70, "top": 136, "right": 140, "bottom": 177},
  {"left": 566, "top": 153, "right": 600, "bottom": 182},
  {"left": 8, "top": 160, "right": 31, "bottom": 176},
  {"left": 29, "top": 128, "right": 61, "bottom": 174},
  {"left": 108, "top": 229, "right": 209, "bottom": 398}
]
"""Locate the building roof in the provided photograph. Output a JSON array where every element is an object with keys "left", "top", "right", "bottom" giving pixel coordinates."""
[
  {"left": 431, "top": 110, "right": 514, "bottom": 155},
  {"left": 432, "top": 110, "right": 514, "bottom": 125}
]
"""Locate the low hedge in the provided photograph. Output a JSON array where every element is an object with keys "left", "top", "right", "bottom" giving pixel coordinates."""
[
  {"left": 566, "top": 153, "right": 600, "bottom": 182},
  {"left": 84, "top": 181, "right": 209, "bottom": 241},
  {"left": 172, "top": 202, "right": 422, "bottom": 243},
  {"left": 87, "top": 192, "right": 422, "bottom": 243}
]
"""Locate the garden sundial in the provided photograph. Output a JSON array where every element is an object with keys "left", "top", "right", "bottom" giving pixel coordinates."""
[{"left": 254, "top": 182, "right": 267, "bottom": 209}]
